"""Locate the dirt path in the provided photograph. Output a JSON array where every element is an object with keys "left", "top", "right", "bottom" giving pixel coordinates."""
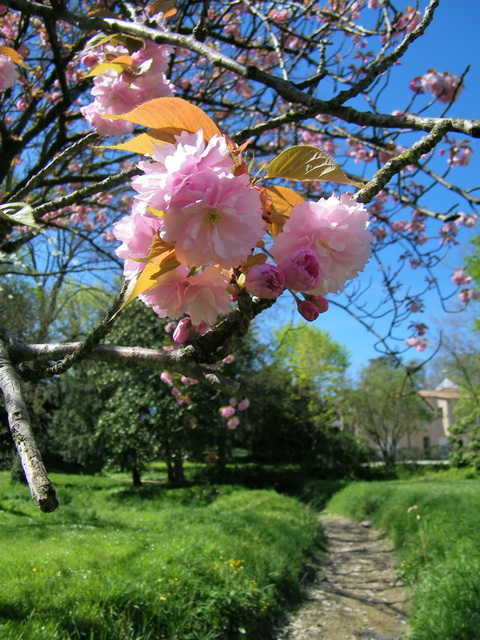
[{"left": 277, "top": 514, "right": 410, "bottom": 640}]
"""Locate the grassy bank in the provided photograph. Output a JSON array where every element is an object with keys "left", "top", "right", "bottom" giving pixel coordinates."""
[
  {"left": 0, "top": 472, "right": 320, "bottom": 640},
  {"left": 325, "top": 471, "right": 480, "bottom": 640}
]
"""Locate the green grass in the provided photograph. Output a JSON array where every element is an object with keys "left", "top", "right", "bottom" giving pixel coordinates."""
[
  {"left": 325, "top": 475, "right": 480, "bottom": 640},
  {"left": 0, "top": 472, "right": 321, "bottom": 640}
]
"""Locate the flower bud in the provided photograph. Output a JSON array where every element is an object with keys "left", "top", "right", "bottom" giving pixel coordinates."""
[
  {"left": 278, "top": 248, "right": 323, "bottom": 292},
  {"left": 227, "top": 417, "right": 240, "bottom": 430},
  {"left": 237, "top": 398, "right": 250, "bottom": 411},
  {"left": 297, "top": 300, "right": 320, "bottom": 322},
  {"left": 173, "top": 317, "right": 195, "bottom": 344},
  {"left": 245, "top": 263, "right": 285, "bottom": 299},
  {"left": 309, "top": 295, "right": 329, "bottom": 314}
]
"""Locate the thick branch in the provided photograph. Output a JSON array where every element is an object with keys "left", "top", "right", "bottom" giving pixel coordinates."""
[
  {"left": 0, "top": 339, "right": 58, "bottom": 512},
  {"left": 354, "top": 121, "right": 451, "bottom": 204},
  {"left": 10, "top": 343, "right": 244, "bottom": 396}
]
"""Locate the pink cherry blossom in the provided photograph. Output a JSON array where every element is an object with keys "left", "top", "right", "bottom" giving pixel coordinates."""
[
  {"left": 227, "top": 417, "right": 240, "bottom": 430},
  {"left": 132, "top": 131, "right": 234, "bottom": 211},
  {"left": 81, "top": 69, "right": 140, "bottom": 136},
  {"left": 173, "top": 317, "right": 195, "bottom": 344},
  {"left": 161, "top": 169, "right": 264, "bottom": 268},
  {"left": 278, "top": 248, "right": 323, "bottom": 292},
  {"left": 245, "top": 263, "right": 285, "bottom": 299},
  {"left": 451, "top": 268, "right": 472, "bottom": 286},
  {"left": 0, "top": 53, "right": 17, "bottom": 90},
  {"left": 113, "top": 204, "right": 163, "bottom": 277},
  {"left": 160, "top": 371, "right": 174, "bottom": 385},
  {"left": 271, "top": 194, "right": 372, "bottom": 296},
  {"left": 448, "top": 145, "right": 471, "bottom": 167},
  {"left": 220, "top": 406, "right": 236, "bottom": 419},
  {"left": 229, "top": 397, "right": 238, "bottom": 407},
  {"left": 141, "top": 265, "right": 231, "bottom": 326},
  {"left": 455, "top": 212, "right": 477, "bottom": 228},
  {"left": 237, "top": 398, "right": 250, "bottom": 411},
  {"left": 420, "top": 70, "right": 462, "bottom": 104}
]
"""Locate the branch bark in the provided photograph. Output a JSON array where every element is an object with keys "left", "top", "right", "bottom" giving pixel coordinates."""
[{"left": 0, "top": 339, "right": 58, "bottom": 512}]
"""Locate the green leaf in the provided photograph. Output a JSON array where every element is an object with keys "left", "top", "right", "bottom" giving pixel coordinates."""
[
  {"left": 267, "top": 145, "right": 363, "bottom": 187},
  {"left": 0, "top": 203, "right": 42, "bottom": 229}
]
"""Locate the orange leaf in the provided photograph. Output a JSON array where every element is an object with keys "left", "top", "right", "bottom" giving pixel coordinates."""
[
  {"left": 106, "top": 97, "right": 222, "bottom": 141},
  {"left": 101, "top": 133, "right": 159, "bottom": 155},
  {"left": 265, "top": 185, "right": 304, "bottom": 237},
  {"left": 122, "top": 262, "right": 163, "bottom": 308},
  {"left": 111, "top": 55, "right": 133, "bottom": 66},
  {"left": 266, "top": 185, "right": 304, "bottom": 217},
  {"left": 149, "top": 0, "right": 176, "bottom": 18},
  {"left": 0, "top": 46, "right": 26, "bottom": 68}
]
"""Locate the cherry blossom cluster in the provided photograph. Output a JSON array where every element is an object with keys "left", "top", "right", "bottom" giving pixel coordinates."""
[
  {"left": 0, "top": 52, "right": 17, "bottom": 90},
  {"left": 410, "top": 69, "right": 462, "bottom": 104},
  {"left": 113, "top": 128, "right": 372, "bottom": 330},
  {"left": 80, "top": 16, "right": 173, "bottom": 136}
]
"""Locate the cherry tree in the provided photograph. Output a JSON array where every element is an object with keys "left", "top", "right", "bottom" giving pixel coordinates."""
[{"left": 0, "top": 0, "right": 479, "bottom": 510}]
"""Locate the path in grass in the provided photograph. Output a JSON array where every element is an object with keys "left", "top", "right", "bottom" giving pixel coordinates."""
[{"left": 278, "top": 514, "right": 410, "bottom": 640}]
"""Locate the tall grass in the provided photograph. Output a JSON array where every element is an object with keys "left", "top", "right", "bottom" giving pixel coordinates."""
[
  {"left": 0, "top": 472, "right": 320, "bottom": 640},
  {"left": 326, "top": 475, "right": 480, "bottom": 640}
]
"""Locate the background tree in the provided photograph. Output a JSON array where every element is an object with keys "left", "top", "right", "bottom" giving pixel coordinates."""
[{"left": 344, "top": 356, "right": 432, "bottom": 465}]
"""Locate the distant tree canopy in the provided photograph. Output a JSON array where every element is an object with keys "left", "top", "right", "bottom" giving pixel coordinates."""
[{"left": 345, "top": 356, "right": 432, "bottom": 465}]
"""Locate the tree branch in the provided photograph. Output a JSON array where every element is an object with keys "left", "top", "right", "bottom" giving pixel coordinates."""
[{"left": 0, "top": 338, "right": 58, "bottom": 512}]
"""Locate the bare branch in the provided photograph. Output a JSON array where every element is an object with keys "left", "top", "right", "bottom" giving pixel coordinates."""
[{"left": 0, "top": 338, "right": 58, "bottom": 512}]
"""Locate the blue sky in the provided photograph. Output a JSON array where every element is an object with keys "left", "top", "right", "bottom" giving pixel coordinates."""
[{"left": 256, "top": 1, "right": 480, "bottom": 379}]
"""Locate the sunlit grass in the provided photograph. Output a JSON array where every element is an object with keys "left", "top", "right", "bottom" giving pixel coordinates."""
[{"left": 0, "top": 472, "right": 320, "bottom": 639}]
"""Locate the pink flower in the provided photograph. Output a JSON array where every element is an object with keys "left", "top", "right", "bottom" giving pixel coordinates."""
[
  {"left": 161, "top": 169, "right": 264, "bottom": 268},
  {"left": 271, "top": 194, "right": 372, "bottom": 296},
  {"left": 132, "top": 131, "right": 234, "bottom": 211},
  {"left": 164, "top": 321, "right": 177, "bottom": 333},
  {"left": 132, "top": 131, "right": 265, "bottom": 268},
  {"left": 229, "top": 397, "right": 238, "bottom": 407},
  {"left": 113, "top": 204, "right": 163, "bottom": 277},
  {"left": 448, "top": 145, "right": 471, "bottom": 167},
  {"left": 180, "top": 376, "right": 199, "bottom": 386},
  {"left": 245, "top": 263, "right": 285, "bottom": 299},
  {"left": 220, "top": 406, "right": 236, "bottom": 419},
  {"left": 455, "top": 213, "right": 478, "bottom": 228},
  {"left": 130, "top": 41, "right": 174, "bottom": 100},
  {"left": 173, "top": 317, "right": 195, "bottom": 344},
  {"left": 405, "top": 336, "right": 427, "bottom": 352},
  {"left": 237, "top": 398, "right": 250, "bottom": 411},
  {"left": 297, "top": 300, "right": 320, "bottom": 322},
  {"left": 141, "top": 265, "right": 231, "bottom": 326},
  {"left": 0, "top": 53, "right": 17, "bottom": 90},
  {"left": 452, "top": 268, "right": 472, "bottom": 286},
  {"left": 227, "top": 417, "right": 240, "bottom": 430},
  {"left": 222, "top": 355, "right": 235, "bottom": 364},
  {"left": 160, "top": 371, "right": 174, "bottom": 385},
  {"left": 81, "top": 70, "right": 140, "bottom": 136},
  {"left": 278, "top": 248, "right": 323, "bottom": 292},
  {"left": 420, "top": 70, "right": 462, "bottom": 104}
]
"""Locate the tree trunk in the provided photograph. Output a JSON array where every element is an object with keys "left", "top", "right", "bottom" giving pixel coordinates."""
[{"left": 132, "top": 465, "right": 142, "bottom": 487}]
